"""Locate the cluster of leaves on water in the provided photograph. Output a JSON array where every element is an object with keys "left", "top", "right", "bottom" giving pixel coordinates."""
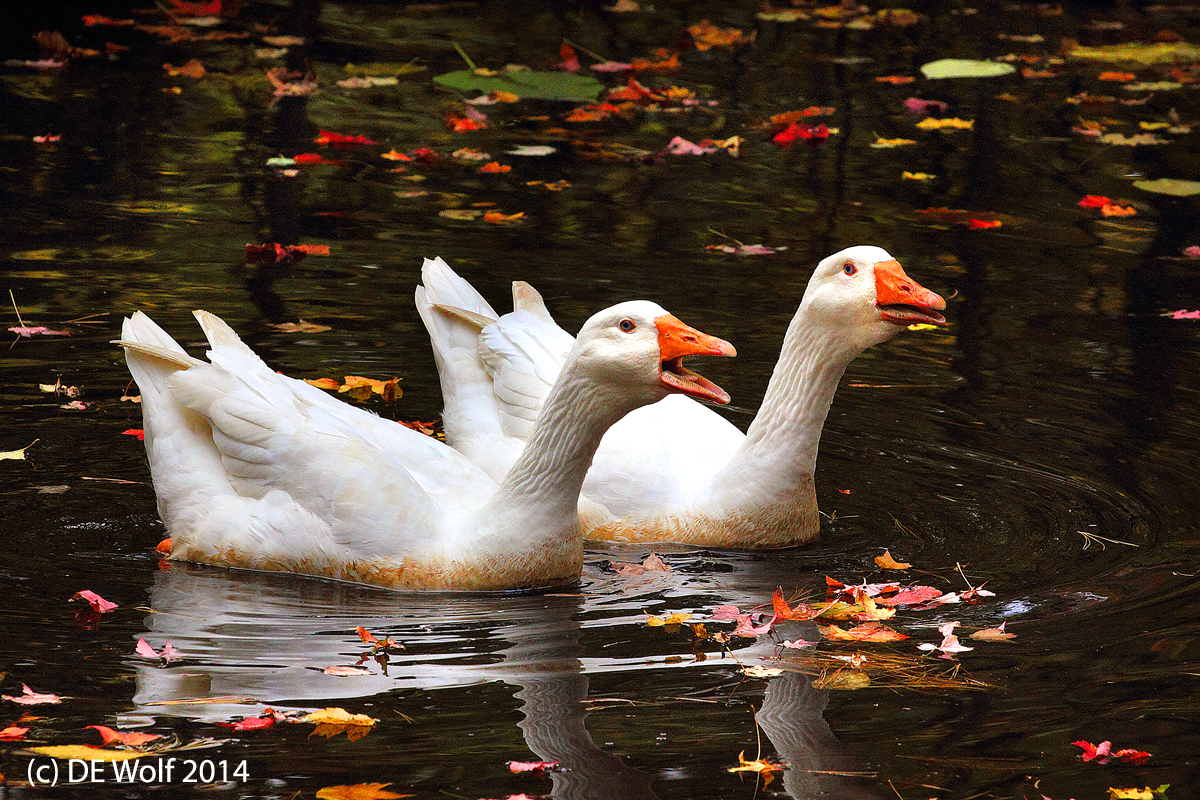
[{"left": 630, "top": 549, "right": 1162, "bottom": 795}]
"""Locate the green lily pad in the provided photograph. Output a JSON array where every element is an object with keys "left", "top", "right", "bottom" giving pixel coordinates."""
[
  {"left": 433, "top": 68, "right": 604, "bottom": 102},
  {"left": 920, "top": 59, "right": 1016, "bottom": 79},
  {"left": 1133, "top": 178, "right": 1200, "bottom": 197}
]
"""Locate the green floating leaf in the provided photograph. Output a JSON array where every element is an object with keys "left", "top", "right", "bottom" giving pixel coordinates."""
[
  {"left": 433, "top": 69, "right": 604, "bottom": 102},
  {"left": 920, "top": 59, "right": 1016, "bottom": 79},
  {"left": 1133, "top": 178, "right": 1200, "bottom": 197}
]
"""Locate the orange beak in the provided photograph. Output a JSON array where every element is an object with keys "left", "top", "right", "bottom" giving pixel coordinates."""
[
  {"left": 873, "top": 259, "right": 947, "bottom": 326},
  {"left": 654, "top": 314, "right": 736, "bottom": 405}
]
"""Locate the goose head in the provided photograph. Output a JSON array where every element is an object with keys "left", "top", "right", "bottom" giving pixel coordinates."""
[
  {"left": 571, "top": 300, "right": 735, "bottom": 407},
  {"left": 801, "top": 245, "right": 947, "bottom": 350}
]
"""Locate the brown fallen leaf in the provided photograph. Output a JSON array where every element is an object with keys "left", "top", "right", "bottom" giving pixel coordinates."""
[
  {"left": 969, "top": 622, "right": 1016, "bottom": 641},
  {"left": 268, "top": 320, "right": 332, "bottom": 334},
  {"left": 612, "top": 552, "right": 670, "bottom": 574}
]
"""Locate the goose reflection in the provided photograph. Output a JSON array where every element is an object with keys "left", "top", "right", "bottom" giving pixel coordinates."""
[{"left": 125, "top": 561, "right": 878, "bottom": 799}]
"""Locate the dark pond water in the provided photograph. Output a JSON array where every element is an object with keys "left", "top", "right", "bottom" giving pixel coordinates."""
[{"left": 3, "top": 1, "right": 1200, "bottom": 798}]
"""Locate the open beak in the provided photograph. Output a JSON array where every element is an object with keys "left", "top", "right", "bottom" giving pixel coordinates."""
[
  {"left": 654, "top": 314, "right": 736, "bottom": 405},
  {"left": 874, "top": 259, "right": 947, "bottom": 326}
]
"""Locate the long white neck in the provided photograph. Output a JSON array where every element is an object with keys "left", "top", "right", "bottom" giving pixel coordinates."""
[
  {"left": 714, "top": 306, "right": 862, "bottom": 503},
  {"left": 480, "top": 355, "right": 650, "bottom": 545}
]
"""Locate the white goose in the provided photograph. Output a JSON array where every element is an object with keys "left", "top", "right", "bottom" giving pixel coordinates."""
[
  {"left": 417, "top": 246, "right": 946, "bottom": 548},
  {"left": 117, "top": 300, "right": 733, "bottom": 591}
]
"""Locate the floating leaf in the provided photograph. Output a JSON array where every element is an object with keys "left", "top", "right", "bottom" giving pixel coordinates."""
[
  {"left": 1074, "top": 739, "right": 1152, "bottom": 765},
  {"left": 613, "top": 552, "right": 671, "bottom": 574},
  {"left": 268, "top": 320, "right": 332, "bottom": 334},
  {"left": 820, "top": 621, "right": 908, "bottom": 642},
  {"left": 970, "top": 622, "right": 1016, "bottom": 641},
  {"left": 27, "top": 745, "right": 143, "bottom": 762},
  {"left": 316, "top": 784, "right": 409, "bottom": 800},
  {"left": 645, "top": 612, "right": 691, "bottom": 627},
  {"left": 324, "top": 665, "right": 373, "bottom": 677},
  {"left": 433, "top": 68, "right": 603, "bottom": 102},
  {"left": 1, "top": 441, "right": 38, "bottom": 461},
  {"left": 299, "top": 707, "right": 378, "bottom": 727},
  {"left": 508, "top": 760, "right": 559, "bottom": 774},
  {"left": 88, "top": 725, "right": 162, "bottom": 747},
  {"left": 742, "top": 665, "right": 784, "bottom": 678},
  {"left": 728, "top": 751, "right": 786, "bottom": 786},
  {"left": 4, "top": 684, "right": 62, "bottom": 705},
  {"left": 1098, "top": 132, "right": 1168, "bottom": 145},
  {"left": 1134, "top": 178, "right": 1200, "bottom": 196},
  {"left": 871, "top": 136, "right": 917, "bottom": 148},
  {"left": 916, "top": 117, "right": 974, "bottom": 130},
  {"left": 1068, "top": 41, "right": 1200, "bottom": 64},
  {"left": 72, "top": 590, "right": 117, "bottom": 613},
  {"left": 875, "top": 550, "right": 911, "bottom": 569},
  {"left": 920, "top": 59, "right": 1016, "bottom": 79},
  {"left": 688, "top": 20, "right": 755, "bottom": 51},
  {"left": 819, "top": 669, "right": 871, "bottom": 690}
]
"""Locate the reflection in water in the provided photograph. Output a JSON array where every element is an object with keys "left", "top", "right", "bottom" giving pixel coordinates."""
[{"left": 128, "top": 564, "right": 874, "bottom": 799}]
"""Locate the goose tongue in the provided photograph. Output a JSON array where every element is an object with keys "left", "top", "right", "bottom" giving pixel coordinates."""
[
  {"left": 654, "top": 314, "right": 735, "bottom": 405},
  {"left": 874, "top": 259, "right": 948, "bottom": 325}
]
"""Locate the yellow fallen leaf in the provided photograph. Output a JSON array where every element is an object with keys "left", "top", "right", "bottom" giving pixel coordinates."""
[
  {"left": 299, "top": 707, "right": 378, "bottom": 727},
  {"left": 27, "top": 745, "right": 143, "bottom": 762},
  {"left": 907, "top": 323, "right": 940, "bottom": 331},
  {"left": 646, "top": 612, "right": 691, "bottom": 626},
  {"left": 902, "top": 171, "right": 935, "bottom": 181},
  {"left": 1, "top": 440, "right": 38, "bottom": 461},
  {"left": 916, "top": 117, "right": 975, "bottom": 130},
  {"left": 870, "top": 136, "right": 917, "bottom": 148}
]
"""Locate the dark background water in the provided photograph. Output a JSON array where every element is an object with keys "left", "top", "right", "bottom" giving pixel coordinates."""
[{"left": 2, "top": 1, "right": 1200, "bottom": 798}]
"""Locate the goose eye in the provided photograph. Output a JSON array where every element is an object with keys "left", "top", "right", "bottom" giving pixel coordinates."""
[
  {"left": 842, "top": 261, "right": 857, "bottom": 276},
  {"left": 618, "top": 318, "right": 637, "bottom": 333}
]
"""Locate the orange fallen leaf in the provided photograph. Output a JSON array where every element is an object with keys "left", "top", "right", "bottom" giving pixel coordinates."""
[
  {"left": 688, "top": 20, "right": 755, "bottom": 50},
  {"left": 88, "top": 725, "right": 162, "bottom": 747},
  {"left": 1101, "top": 203, "right": 1136, "bottom": 217},
  {"left": 478, "top": 161, "right": 511, "bottom": 173},
  {"left": 315, "top": 783, "right": 410, "bottom": 800},
  {"left": 874, "top": 550, "right": 910, "bottom": 570},
  {"left": 163, "top": 58, "right": 205, "bottom": 79},
  {"left": 483, "top": 210, "right": 526, "bottom": 224},
  {"left": 819, "top": 621, "right": 909, "bottom": 642},
  {"left": 728, "top": 751, "right": 786, "bottom": 786}
]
